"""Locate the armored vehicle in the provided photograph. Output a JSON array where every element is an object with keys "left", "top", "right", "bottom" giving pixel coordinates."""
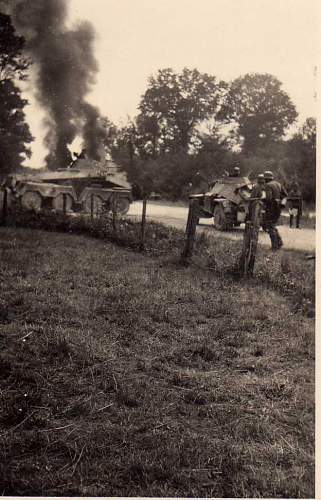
[
  {"left": 6, "top": 156, "right": 132, "bottom": 216},
  {"left": 190, "top": 176, "right": 253, "bottom": 230}
]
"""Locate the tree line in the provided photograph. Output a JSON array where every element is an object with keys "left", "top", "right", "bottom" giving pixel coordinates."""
[
  {"left": 110, "top": 69, "right": 315, "bottom": 202},
  {"left": 0, "top": 12, "right": 316, "bottom": 202}
]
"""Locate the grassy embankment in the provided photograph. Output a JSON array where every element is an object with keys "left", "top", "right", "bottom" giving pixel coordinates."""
[{"left": 0, "top": 220, "right": 315, "bottom": 497}]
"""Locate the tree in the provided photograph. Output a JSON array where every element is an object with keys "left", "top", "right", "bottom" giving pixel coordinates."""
[
  {"left": 238, "top": 141, "right": 291, "bottom": 181},
  {"left": 111, "top": 117, "right": 237, "bottom": 200},
  {"left": 0, "top": 80, "right": 33, "bottom": 176},
  {"left": 0, "top": 13, "right": 33, "bottom": 178},
  {"left": 138, "top": 68, "right": 227, "bottom": 154},
  {"left": 135, "top": 114, "right": 161, "bottom": 159},
  {"left": 0, "top": 12, "right": 29, "bottom": 82},
  {"left": 220, "top": 73, "right": 298, "bottom": 154},
  {"left": 286, "top": 117, "right": 316, "bottom": 202},
  {"left": 110, "top": 121, "right": 137, "bottom": 167},
  {"left": 193, "top": 125, "right": 236, "bottom": 179}
]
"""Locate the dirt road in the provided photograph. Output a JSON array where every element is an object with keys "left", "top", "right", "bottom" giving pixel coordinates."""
[{"left": 128, "top": 201, "right": 316, "bottom": 253}]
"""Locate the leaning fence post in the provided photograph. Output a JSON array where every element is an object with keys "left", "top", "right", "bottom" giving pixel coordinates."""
[
  {"left": 239, "top": 200, "right": 262, "bottom": 277},
  {"left": 181, "top": 198, "right": 199, "bottom": 264},
  {"left": 1, "top": 188, "right": 8, "bottom": 227},
  {"left": 139, "top": 198, "right": 147, "bottom": 251},
  {"left": 62, "top": 193, "right": 67, "bottom": 216}
]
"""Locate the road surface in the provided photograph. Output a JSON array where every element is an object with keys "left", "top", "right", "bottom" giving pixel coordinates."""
[{"left": 128, "top": 201, "right": 316, "bottom": 253}]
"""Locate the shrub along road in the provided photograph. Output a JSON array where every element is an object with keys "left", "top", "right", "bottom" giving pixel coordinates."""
[
  {"left": 128, "top": 201, "right": 316, "bottom": 253},
  {"left": 0, "top": 227, "right": 314, "bottom": 497}
]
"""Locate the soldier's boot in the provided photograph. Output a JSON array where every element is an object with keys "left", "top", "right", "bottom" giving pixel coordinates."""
[
  {"left": 276, "top": 229, "right": 283, "bottom": 249},
  {"left": 289, "top": 215, "right": 293, "bottom": 228},
  {"left": 269, "top": 227, "right": 282, "bottom": 251},
  {"left": 268, "top": 230, "right": 278, "bottom": 251},
  {"left": 296, "top": 215, "right": 300, "bottom": 229}
]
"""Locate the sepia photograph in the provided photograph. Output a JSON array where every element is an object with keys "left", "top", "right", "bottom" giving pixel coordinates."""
[{"left": 0, "top": 0, "right": 316, "bottom": 497}]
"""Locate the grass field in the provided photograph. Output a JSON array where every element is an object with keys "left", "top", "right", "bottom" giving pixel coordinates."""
[{"left": 0, "top": 226, "right": 314, "bottom": 497}]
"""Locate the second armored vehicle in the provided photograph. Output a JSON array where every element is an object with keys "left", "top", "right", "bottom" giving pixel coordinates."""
[{"left": 190, "top": 176, "right": 253, "bottom": 230}]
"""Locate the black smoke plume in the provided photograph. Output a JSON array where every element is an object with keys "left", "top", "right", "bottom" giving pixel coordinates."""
[{"left": 4, "top": 0, "right": 105, "bottom": 168}]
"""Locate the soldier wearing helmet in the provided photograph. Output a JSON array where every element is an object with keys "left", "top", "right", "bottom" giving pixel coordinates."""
[
  {"left": 262, "top": 170, "right": 287, "bottom": 250},
  {"left": 226, "top": 162, "right": 241, "bottom": 177},
  {"left": 230, "top": 165, "right": 241, "bottom": 177}
]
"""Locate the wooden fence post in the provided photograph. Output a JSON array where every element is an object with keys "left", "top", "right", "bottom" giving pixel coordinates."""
[
  {"left": 181, "top": 198, "right": 199, "bottom": 264},
  {"left": 1, "top": 188, "right": 8, "bottom": 227},
  {"left": 62, "top": 193, "right": 67, "bottom": 216},
  {"left": 90, "top": 193, "right": 94, "bottom": 221},
  {"left": 112, "top": 204, "right": 117, "bottom": 236},
  {"left": 139, "top": 198, "right": 147, "bottom": 251},
  {"left": 239, "top": 200, "right": 262, "bottom": 277}
]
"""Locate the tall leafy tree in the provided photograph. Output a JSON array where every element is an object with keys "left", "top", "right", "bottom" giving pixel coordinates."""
[
  {"left": 192, "top": 125, "right": 236, "bottom": 179},
  {"left": 0, "top": 12, "right": 33, "bottom": 178},
  {"left": 138, "top": 68, "right": 227, "bottom": 154},
  {"left": 220, "top": 73, "right": 298, "bottom": 154},
  {"left": 110, "top": 121, "right": 160, "bottom": 198},
  {"left": 286, "top": 117, "right": 316, "bottom": 201},
  {"left": 0, "top": 11, "right": 29, "bottom": 81},
  {"left": 111, "top": 121, "right": 137, "bottom": 167}
]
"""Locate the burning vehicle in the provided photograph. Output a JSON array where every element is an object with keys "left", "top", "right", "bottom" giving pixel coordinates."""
[
  {"left": 5, "top": 154, "right": 132, "bottom": 216},
  {"left": 4, "top": 0, "right": 130, "bottom": 217}
]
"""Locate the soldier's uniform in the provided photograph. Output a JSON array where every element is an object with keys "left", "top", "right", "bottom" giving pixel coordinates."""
[
  {"left": 262, "top": 171, "right": 287, "bottom": 250},
  {"left": 229, "top": 166, "right": 241, "bottom": 177},
  {"left": 249, "top": 174, "right": 265, "bottom": 220},
  {"left": 288, "top": 183, "right": 302, "bottom": 228},
  {"left": 251, "top": 174, "right": 265, "bottom": 199}
]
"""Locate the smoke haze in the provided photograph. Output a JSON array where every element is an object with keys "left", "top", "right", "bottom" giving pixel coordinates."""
[{"left": 4, "top": 0, "right": 105, "bottom": 168}]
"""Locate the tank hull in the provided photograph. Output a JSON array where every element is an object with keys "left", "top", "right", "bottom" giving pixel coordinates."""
[{"left": 7, "top": 159, "right": 133, "bottom": 215}]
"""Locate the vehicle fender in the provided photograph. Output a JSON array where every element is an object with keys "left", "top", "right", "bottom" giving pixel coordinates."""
[
  {"left": 214, "top": 198, "right": 234, "bottom": 213},
  {"left": 15, "top": 182, "right": 76, "bottom": 200}
]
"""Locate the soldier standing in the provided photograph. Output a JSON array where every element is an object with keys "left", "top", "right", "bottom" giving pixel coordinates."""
[
  {"left": 229, "top": 165, "right": 241, "bottom": 177},
  {"left": 262, "top": 171, "right": 287, "bottom": 251},
  {"left": 287, "top": 181, "right": 303, "bottom": 228},
  {"left": 251, "top": 173, "right": 266, "bottom": 199},
  {"left": 248, "top": 174, "right": 266, "bottom": 220}
]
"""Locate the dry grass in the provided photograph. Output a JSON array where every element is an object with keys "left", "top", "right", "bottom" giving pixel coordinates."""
[
  {"left": 200, "top": 229, "right": 315, "bottom": 318},
  {"left": 5, "top": 208, "right": 315, "bottom": 317},
  {"left": 0, "top": 227, "right": 314, "bottom": 497}
]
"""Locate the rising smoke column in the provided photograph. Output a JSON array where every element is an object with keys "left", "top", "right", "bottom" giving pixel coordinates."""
[{"left": 5, "top": 0, "right": 105, "bottom": 167}]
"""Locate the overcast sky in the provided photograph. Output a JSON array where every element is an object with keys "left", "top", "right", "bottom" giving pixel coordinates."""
[{"left": 23, "top": 0, "right": 318, "bottom": 166}]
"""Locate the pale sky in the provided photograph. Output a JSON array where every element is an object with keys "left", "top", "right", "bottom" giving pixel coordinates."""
[{"left": 23, "top": 0, "right": 318, "bottom": 166}]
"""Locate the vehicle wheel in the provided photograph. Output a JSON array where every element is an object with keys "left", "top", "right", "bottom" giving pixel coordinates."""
[
  {"left": 111, "top": 196, "right": 131, "bottom": 215},
  {"left": 0, "top": 189, "right": 12, "bottom": 210},
  {"left": 52, "top": 193, "right": 74, "bottom": 212},
  {"left": 84, "top": 195, "right": 105, "bottom": 215},
  {"left": 21, "top": 191, "right": 42, "bottom": 211},
  {"left": 213, "top": 204, "right": 234, "bottom": 230}
]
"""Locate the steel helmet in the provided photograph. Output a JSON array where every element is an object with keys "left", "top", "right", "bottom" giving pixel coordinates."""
[
  {"left": 264, "top": 170, "right": 274, "bottom": 181},
  {"left": 257, "top": 173, "right": 265, "bottom": 184}
]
